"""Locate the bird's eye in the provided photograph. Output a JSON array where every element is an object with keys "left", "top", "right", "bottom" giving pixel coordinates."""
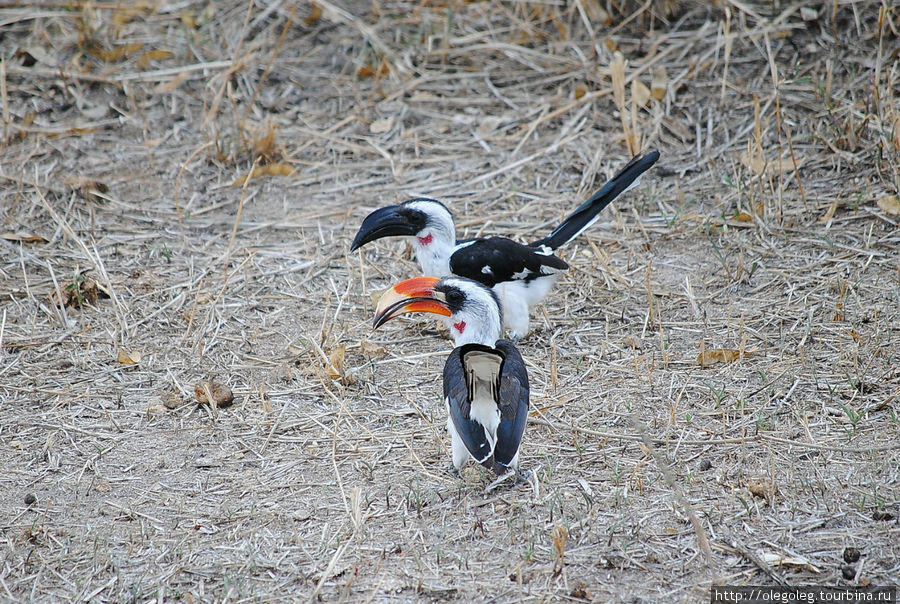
[{"left": 446, "top": 289, "right": 464, "bottom": 306}]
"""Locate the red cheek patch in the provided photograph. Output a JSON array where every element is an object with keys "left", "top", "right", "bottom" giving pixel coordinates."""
[
  {"left": 453, "top": 321, "right": 466, "bottom": 334},
  {"left": 417, "top": 234, "right": 433, "bottom": 246}
]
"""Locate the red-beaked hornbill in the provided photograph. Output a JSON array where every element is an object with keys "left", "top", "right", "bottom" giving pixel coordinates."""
[
  {"left": 373, "top": 276, "right": 528, "bottom": 477},
  {"left": 353, "top": 150, "right": 660, "bottom": 341}
]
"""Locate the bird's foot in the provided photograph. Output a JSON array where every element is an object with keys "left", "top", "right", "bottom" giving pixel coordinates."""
[
  {"left": 516, "top": 466, "right": 540, "bottom": 498},
  {"left": 484, "top": 469, "right": 516, "bottom": 493},
  {"left": 446, "top": 463, "right": 462, "bottom": 478}
]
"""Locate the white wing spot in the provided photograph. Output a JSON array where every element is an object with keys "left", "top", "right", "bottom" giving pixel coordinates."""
[
  {"left": 452, "top": 240, "right": 476, "bottom": 253},
  {"left": 511, "top": 269, "right": 530, "bottom": 280},
  {"left": 535, "top": 245, "right": 554, "bottom": 256},
  {"left": 481, "top": 265, "right": 493, "bottom": 275}
]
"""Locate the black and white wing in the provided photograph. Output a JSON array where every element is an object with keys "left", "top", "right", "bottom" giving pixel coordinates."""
[
  {"left": 443, "top": 344, "right": 498, "bottom": 470},
  {"left": 449, "top": 237, "right": 569, "bottom": 288},
  {"left": 491, "top": 340, "right": 529, "bottom": 473},
  {"left": 443, "top": 342, "right": 529, "bottom": 474}
]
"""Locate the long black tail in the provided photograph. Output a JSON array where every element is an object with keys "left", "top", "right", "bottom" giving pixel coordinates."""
[{"left": 530, "top": 149, "right": 660, "bottom": 250}]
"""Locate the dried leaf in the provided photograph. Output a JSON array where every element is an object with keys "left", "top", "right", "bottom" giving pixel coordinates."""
[
  {"left": 305, "top": 2, "right": 323, "bottom": 25},
  {"left": 477, "top": 116, "right": 502, "bottom": 135},
  {"left": 49, "top": 126, "right": 97, "bottom": 138},
  {"left": 326, "top": 345, "right": 346, "bottom": 379},
  {"left": 64, "top": 176, "right": 109, "bottom": 201},
  {"left": 180, "top": 11, "right": 198, "bottom": 28},
  {"left": 369, "top": 117, "right": 394, "bottom": 134},
  {"left": 111, "top": 2, "right": 153, "bottom": 29},
  {"left": 631, "top": 79, "right": 651, "bottom": 107},
  {"left": 759, "top": 550, "right": 821, "bottom": 572},
  {"left": 154, "top": 72, "right": 188, "bottom": 94},
  {"left": 574, "top": 84, "right": 588, "bottom": 99},
  {"left": 732, "top": 212, "right": 753, "bottom": 222},
  {"left": 117, "top": 350, "right": 141, "bottom": 364},
  {"left": 696, "top": 348, "right": 745, "bottom": 367},
  {"left": 552, "top": 524, "right": 567, "bottom": 557},
  {"left": 369, "top": 288, "right": 388, "bottom": 306},
  {"left": 232, "top": 163, "right": 296, "bottom": 186},
  {"left": 551, "top": 525, "right": 567, "bottom": 574},
  {"left": 876, "top": 194, "right": 900, "bottom": 216},
  {"left": 581, "top": 0, "right": 611, "bottom": 24},
  {"left": 800, "top": 7, "right": 819, "bottom": 21},
  {"left": 651, "top": 67, "right": 668, "bottom": 101},
  {"left": 358, "top": 339, "right": 387, "bottom": 360},
  {"left": 247, "top": 121, "right": 279, "bottom": 160},
  {"left": 740, "top": 151, "right": 765, "bottom": 175},
  {"left": 819, "top": 199, "right": 839, "bottom": 222},
  {"left": 410, "top": 91, "right": 437, "bottom": 101},
  {"left": 843, "top": 329, "right": 860, "bottom": 341},
  {"left": 893, "top": 116, "right": 900, "bottom": 152},
  {"left": 194, "top": 381, "right": 235, "bottom": 407},
  {"left": 356, "top": 60, "right": 388, "bottom": 78},
  {"left": 2, "top": 232, "right": 47, "bottom": 244},
  {"left": 87, "top": 42, "right": 144, "bottom": 62},
  {"left": 137, "top": 49, "right": 173, "bottom": 70}
]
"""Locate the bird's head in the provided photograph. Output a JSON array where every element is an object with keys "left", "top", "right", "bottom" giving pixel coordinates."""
[
  {"left": 350, "top": 198, "right": 455, "bottom": 256},
  {"left": 373, "top": 276, "right": 502, "bottom": 346}
]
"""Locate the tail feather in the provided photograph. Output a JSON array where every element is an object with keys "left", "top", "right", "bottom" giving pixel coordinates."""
[{"left": 530, "top": 149, "right": 660, "bottom": 250}]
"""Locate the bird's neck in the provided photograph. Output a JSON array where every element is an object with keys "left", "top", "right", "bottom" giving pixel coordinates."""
[
  {"left": 448, "top": 317, "right": 501, "bottom": 348},
  {"left": 410, "top": 229, "right": 454, "bottom": 277}
]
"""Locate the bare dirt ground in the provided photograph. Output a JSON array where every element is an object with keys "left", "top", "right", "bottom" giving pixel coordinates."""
[{"left": 1, "top": 1, "right": 898, "bottom": 601}]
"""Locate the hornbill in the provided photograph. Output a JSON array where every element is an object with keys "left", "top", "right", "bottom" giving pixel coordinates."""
[
  {"left": 373, "top": 276, "right": 528, "bottom": 477},
  {"left": 351, "top": 149, "right": 660, "bottom": 340}
]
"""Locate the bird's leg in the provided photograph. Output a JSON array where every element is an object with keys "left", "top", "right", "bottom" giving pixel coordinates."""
[{"left": 515, "top": 466, "right": 539, "bottom": 498}]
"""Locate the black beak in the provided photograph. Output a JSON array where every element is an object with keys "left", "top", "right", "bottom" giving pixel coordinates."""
[{"left": 350, "top": 205, "right": 421, "bottom": 252}]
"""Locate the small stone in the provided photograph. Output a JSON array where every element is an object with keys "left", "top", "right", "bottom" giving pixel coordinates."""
[
  {"left": 273, "top": 363, "right": 295, "bottom": 382},
  {"left": 93, "top": 480, "right": 111, "bottom": 493},
  {"left": 24, "top": 493, "right": 36, "bottom": 505},
  {"left": 194, "top": 380, "right": 235, "bottom": 407},
  {"left": 570, "top": 582, "right": 591, "bottom": 600},
  {"left": 872, "top": 510, "right": 895, "bottom": 522},
  {"left": 842, "top": 565, "right": 856, "bottom": 580},
  {"left": 699, "top": 459, "right": 712, "bottom": 471},
  {"left": 162, "top": 391, "right": 181, "bottom": 409},
  {"left": 747, "top": 477, "right": 777, "bottom": 498},
  {"left": 843, "top": 547, "right": 861, "bottom": 563}
]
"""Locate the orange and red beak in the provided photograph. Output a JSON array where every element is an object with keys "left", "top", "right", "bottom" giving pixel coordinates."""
[{"left": 373, "top": 276, "right": 451, "bottom": 329}]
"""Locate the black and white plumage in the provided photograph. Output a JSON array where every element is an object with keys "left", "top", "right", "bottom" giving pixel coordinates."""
[
  {"left": 373, "top": 276, "right": 529, "bottom": 475},
  {"left": 352, "top": 150, "right": 660, "bottom": 340}
]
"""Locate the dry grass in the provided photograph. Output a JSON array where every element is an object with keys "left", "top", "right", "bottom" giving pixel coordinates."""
[{"left": 1, "top": 0, "right": 898, "bottom": 601}]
